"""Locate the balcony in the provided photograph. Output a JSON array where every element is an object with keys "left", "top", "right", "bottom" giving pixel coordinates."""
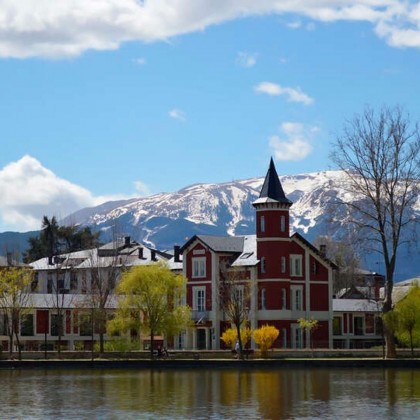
[{"left": 191, "top": 310, "right": 209, "bottom": 324}]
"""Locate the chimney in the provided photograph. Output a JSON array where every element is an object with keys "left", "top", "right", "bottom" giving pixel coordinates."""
[
  {"left": 174, "top": 245, "right": 181, "bottom": 263},
  {"left": 319, "top": 244, "right": 327, "bottom": 257},
  {"left": 151, "top": 250, "right": 157, "bottom": 261},
  {"left": 6, "top": 252, "right": 12, "bottom": 266},
  {"left": 138, "top": 247, "right": 144, "bottom": 259},
  {"left": 124, "top": 236, "right": 131, "bottom": 247}
]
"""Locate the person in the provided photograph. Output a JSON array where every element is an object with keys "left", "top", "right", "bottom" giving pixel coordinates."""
[{"left": 235, "top": 340, "right": 240, "bottom": 356}]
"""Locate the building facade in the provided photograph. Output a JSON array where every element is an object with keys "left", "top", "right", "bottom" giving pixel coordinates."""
[{"left": 180, "top": 159, "right": 336, "bottom": 350}]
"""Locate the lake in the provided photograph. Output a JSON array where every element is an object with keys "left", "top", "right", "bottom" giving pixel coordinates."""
[{"left": 0, "top": 367, "right": 419, "bottom": 419}]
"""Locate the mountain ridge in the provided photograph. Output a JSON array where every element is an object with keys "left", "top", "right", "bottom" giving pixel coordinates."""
[{"left": 1, "top": 170, "right": 419, "bottom": 281}]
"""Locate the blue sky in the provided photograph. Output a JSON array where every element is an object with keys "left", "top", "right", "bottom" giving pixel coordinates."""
[{"left": 1, "top": 1, "right": 420, "bottom": 232}]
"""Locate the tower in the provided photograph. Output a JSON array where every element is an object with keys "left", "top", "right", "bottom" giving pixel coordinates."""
[{"left": 253, "top": 158, "right": 293, "bottom": 313}]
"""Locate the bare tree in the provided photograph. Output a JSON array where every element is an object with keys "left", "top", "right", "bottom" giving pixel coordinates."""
[
  {"left": 330, "top": 105, "right": 420, "bottom": 358},
  {"left": 219, "top": 262, "right": 251, "bottom": 359},
  {"left": 79, "top": 249, "right": 120, "bottom": 355}
]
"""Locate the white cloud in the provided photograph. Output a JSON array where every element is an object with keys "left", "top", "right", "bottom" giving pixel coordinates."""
[
  {"left": 0, "top": 1, "right": 419, "bottom": 58},
  {"left": 287, "top": 21, "right": 302, "bottom": 29},
  {"left": 133, "top": 57, "right": 147, "bottom": 65},
  {"left": 269, "top": 122, "right": 316, "bottom": 161},
  {"left": 169, "top": 108, "right": 186, "bottom": 122},
  {"left": 0, "top": 156, "right": 140, "bottom": 232},
  {"left": 254, "top": 82, "right": 314, "bottom": 105},
  {"left": 133, "top": 180, "right": 151, "bottom": 196},
  {"left": 236, "top": 51, "right": 257, "bottom": 67}
]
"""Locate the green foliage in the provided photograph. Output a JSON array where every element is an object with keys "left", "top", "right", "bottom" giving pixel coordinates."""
[
  {"left": 0, "top": 267, "right": 33, "bottom": 359},
  {"left": 252, "top": 324, "right": 279, "bottom": 356},
  {"left": 393, "top": 286, "right": 420, "bottom": 355},
  {"left": 107, "top": 262, "right": 191, "bottom": 354},
  {"left": 23, "top": 216, "right": 100, "bottom": 263}
]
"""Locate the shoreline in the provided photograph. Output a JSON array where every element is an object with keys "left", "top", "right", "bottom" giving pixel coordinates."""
[{"left": 1, "top": 358, "right": 420, "bottom": 370}]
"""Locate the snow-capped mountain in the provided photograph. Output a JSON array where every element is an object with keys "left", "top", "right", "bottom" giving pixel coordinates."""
[{"left": 61, "top": 170, "right": 420, "bottom": 281}]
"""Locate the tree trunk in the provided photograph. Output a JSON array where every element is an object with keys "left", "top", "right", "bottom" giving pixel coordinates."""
[
  {"left": 150, "top": 331, "right": 154, "bottom": 360},
  {"left": 384, "top": 325, "right": 396, "bottom": 359}
]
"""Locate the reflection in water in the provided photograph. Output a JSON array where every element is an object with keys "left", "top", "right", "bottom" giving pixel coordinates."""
[{"left": 0, "top": 368, "right": 419, "bottom": 419}]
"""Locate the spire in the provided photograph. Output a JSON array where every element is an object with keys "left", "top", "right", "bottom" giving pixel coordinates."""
[{"left": 254, "top": 158, "right": 292, "bottom": 206}]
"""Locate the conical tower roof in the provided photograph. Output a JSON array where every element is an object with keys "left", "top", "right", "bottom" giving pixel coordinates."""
[{"left": 253, "top": 158, "right": 292, "bottom": 206}]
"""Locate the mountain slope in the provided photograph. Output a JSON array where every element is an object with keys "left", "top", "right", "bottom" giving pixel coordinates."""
[{"left": 61, "top": 170, "right": 419, "bottom": 281}]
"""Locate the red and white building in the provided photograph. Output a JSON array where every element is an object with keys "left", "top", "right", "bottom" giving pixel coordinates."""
[{"left": 180, "top": 159, "right": 337, "bottom": 350}]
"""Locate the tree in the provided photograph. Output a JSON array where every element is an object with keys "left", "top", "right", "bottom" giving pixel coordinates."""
[
  {"left": 218, "top": 265, "right": 251, "bottom": 359},
  {"left": 0, "top": 267, "right": 33, "bottom": 359},
  {"left": 79, "top": 249, "right": 120, "bottom": 355},
  {"left": 252, "top": 324, "right": 279, "bottom": 357},
  {"left": 107, "top": 263, "right": 191, "bottom": 359},
  {"left": 23, "top": 216, "right": 100, "bottom": 263},
  {"left": 298, "top": 318, "right": 319, "bottom": 350},
  {"left": 394, "top": 285, "right": 420, "bottom": 356},
  {"left": 331, "top": 105, "right": 420, "bottom": 358},
  {"left": 314, "top": 235, "right": 361, "bottom": 294}
]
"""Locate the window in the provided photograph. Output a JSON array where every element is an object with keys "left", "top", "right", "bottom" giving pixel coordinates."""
[
  {"left": 193, "top": 287, "right": 206, "bottom": 312},
  {"left": 291, "top": 286, "right": 303, "bottom": 311},
  {"left": 281, "top": 288, "right": 287, "bottom": 309},
  {"left": 333, "top": 316, "right": 342, "bottom": 335},
  {"left": 234, "top": 286, "right": 244, "bottom": 311},
  {"left": 31, "top": 273, "right": 39, "bottom": 292},
  {"left": 260, "top": 215, "right": 265, "bottom": 233},
  {"left": 261, "top": 288, "right": 266, "bottom": 310},
  {"left": 365, "top": 314, "right": 375, "bottom": 334},
  {"left": 312, "top": 261, "right": 317, "bottom": 275},
  {"left": 281, "top": 256, "right": 286, "bottom": 273},
  {"left": 282, "top": 328, "right": 287, "bottom": 348},
  {"left": 261, "top": 257, "right": 266, "bottom": 273},
  {"left": 21, "top": 314, "right": 34, "bottom": 336},
  {"left": 354, "top": 316, "right": 364, "bottom": 336},
  {"left": 290, "top": 255, "right": 303, "bottom": 277},
  {"left": 0, "top": 314, "right": 6, "bottom": 335},
  {"left": 51, "top": 314, "right": 63, "bottom": 336},
  {"left": 292, "top": 324, "right": 302, "bottom": 349},
  {"left": 70, "top": 272, "right": 78, "bottom": 291},
  {"left": 47, "top": 273, "right": 53, "bottom": 293},
  {"left": 280, "top": 215, "right": 285, "bottom": 232},
  {"left": 79, "top": 314, "right": 92, "bottom": 336},
  {"left": 192, "top": 258, "right": 206, "bottom": 278}
]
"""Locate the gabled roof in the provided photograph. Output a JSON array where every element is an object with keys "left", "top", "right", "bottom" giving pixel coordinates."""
[
  {"left": 291, "top": 232, "right": 338, "bottom": 269},
  {"left": 253, "top": 158, "right": 292, "bottom": 206},
  {"left": 180, "top": 235, "right": 244, "bottom": 253}
]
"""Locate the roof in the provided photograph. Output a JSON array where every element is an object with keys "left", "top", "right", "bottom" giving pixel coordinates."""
[
  {"left": 231, "top": 235, "right": 259, "bottom": 267},
  {"left": 180, "top": 235, "right": 244, "bottom": 253},
  {"left": 291, "top": 232, "right": 338, "bottom": 269},
  {"left": 253, "top": 158, "right": 292, "bottom": 206},
  {"left": 333, "top": 299, "right": 382, "bottom": 312}
]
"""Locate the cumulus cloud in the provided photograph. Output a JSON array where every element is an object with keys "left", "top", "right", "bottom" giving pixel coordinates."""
[
  {"left": 0, "top": 156, "right": 142, "bottom": 232},
  {"left": 269, "top": 122, "right": 316, "bottom": 161},
  {"left": 255, "top": 82, "right": 314, "bottom": 105},
  {"left": 169, "top": 108, "right": 186, "bottom": 121},
  {"left": 0, "top": 1, "right": 419, "bottom": 58},
  {"left": 236, "top": 51, "right": 257, "bottom": 67}
]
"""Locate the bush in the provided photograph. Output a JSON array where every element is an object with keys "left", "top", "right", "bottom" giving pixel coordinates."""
[{"left": 252, "top": 325, "right": 279, "bottom": 357}]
